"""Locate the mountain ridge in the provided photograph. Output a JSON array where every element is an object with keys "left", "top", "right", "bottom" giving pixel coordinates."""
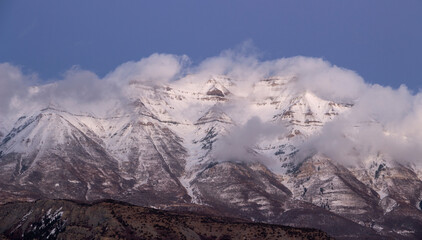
[{"left": 1, "top": 74, "right": 422, "bottom": 239}]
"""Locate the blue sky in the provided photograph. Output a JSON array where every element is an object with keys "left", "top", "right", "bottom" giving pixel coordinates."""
[{"left": 0, "top": 0, "right": 421, "bottom": 90}]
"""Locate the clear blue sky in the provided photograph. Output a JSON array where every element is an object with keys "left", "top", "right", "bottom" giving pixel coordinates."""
[{"left": 1, "top": 0, "right": 421, "bottom": 90}]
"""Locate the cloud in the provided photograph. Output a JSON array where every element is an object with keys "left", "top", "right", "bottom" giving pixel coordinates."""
[
  {"left": 0, "top": 54, "right": 189, "bottom": 120},
  {"left": 268, "top": 56, "right": 368, "bottom": 103},
  {"left": 214, "top": 116, "right": 286, "bottom": 163},
  {"left": 105, "top": 53, "right": 189, "bottom": 85},
  {"left": 191, "top": 43, "right": 367, "bottom": 102},
  {"left": 36, "top": 66, "right": 123, "bottom": 116},
  {"left": 0, "top": 63, "right": 35, "bottom": 115},
  {"left": 0, "top": 63, "right": 41, "bottom": 132},
  {"left": 301, "top": 84, "right": 422, "bottom": 166},
  {"left": 0, "top": 65, "right": 121, "bottom": 118}
]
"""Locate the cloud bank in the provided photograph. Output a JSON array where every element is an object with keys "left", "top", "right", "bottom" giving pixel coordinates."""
[
  {"left": 302, "top": 84, "right": 422, "bottom": 166},
  {"left": 214, "top": 116, "right": 285, "bottom": 164},
  {"left": 0, "top": 45, "right": 421, "bottom": 166}
]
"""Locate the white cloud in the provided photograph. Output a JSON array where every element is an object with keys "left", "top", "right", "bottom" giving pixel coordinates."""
[
  {"left": 0, "top": 63, "right": 35, "bottom": 114},
  {"left": 105, "top": 53, "right": 189, "bottom": 85},
  {"left": 268, "top": 56, "right": 368, "bottom": 103},
  {"left": 301, "top": 83, "right": 422, "bottom": 166},
  {"left": 214, "top": 116, "right": 285, "bottom": 163}
]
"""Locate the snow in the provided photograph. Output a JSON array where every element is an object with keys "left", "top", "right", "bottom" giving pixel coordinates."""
[
  {"left": 377, "top": 190, "right": 389, "bottom": 200},
  {"left": 395, "top": 229, "right": 415, "bottom": 236},
  {"left": 179, "top": 176, "right": 201, "bottom": 204}
]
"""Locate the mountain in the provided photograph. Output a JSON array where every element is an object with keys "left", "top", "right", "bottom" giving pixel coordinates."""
[{"left": 1, "top": 74, "right": 422, "bottom": 239}]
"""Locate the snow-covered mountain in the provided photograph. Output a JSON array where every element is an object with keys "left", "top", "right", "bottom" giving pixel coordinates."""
[{"left": 1, "top": 74, "right": 422, "bottom": 239}]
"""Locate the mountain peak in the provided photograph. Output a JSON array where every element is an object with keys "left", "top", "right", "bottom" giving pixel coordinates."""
[
  {"left": 195, "top": 105, "right": 233, "bottom": 125},
  {"left": 201, "top": 76, "right": 235, "bottom": 98}
]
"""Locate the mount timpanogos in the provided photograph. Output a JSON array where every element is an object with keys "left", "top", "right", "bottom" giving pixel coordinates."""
[{"left": 1, "top": 74, "right": 422, "bottom": 239}]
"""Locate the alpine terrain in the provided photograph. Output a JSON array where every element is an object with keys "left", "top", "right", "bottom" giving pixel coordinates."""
[{"left": 1, "top": 74, "right": 422, "bottom": 239}]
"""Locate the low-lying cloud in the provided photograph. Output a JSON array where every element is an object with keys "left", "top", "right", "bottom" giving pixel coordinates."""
[
  {"left": 214, "top": 116, "right": 285, "bottom": 164},
  {"left": 302, "top": 84, "right": 422, "bottom": 166},
  {"left": 0, "top": 53, "right": 188, "bottom": 121}
]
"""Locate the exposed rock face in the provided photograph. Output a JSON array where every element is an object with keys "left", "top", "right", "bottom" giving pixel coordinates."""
[
  {"left": 1, "top": 75, "right": 422, "bottom": 239},
  {"left": 191, "top": 162, "right": 292, "bottom": 222},
  {"left": 195, "top": 105, "right": 233, "bottom": 125},
  {"left": 203, "top": 77, "right": 232, "bottom": 97},
  {"left": 0, "top": 199, "right": 332, "bottom": 240},
  {"left": 287, "top": 156, "right": 383, "bottom": 223}
]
